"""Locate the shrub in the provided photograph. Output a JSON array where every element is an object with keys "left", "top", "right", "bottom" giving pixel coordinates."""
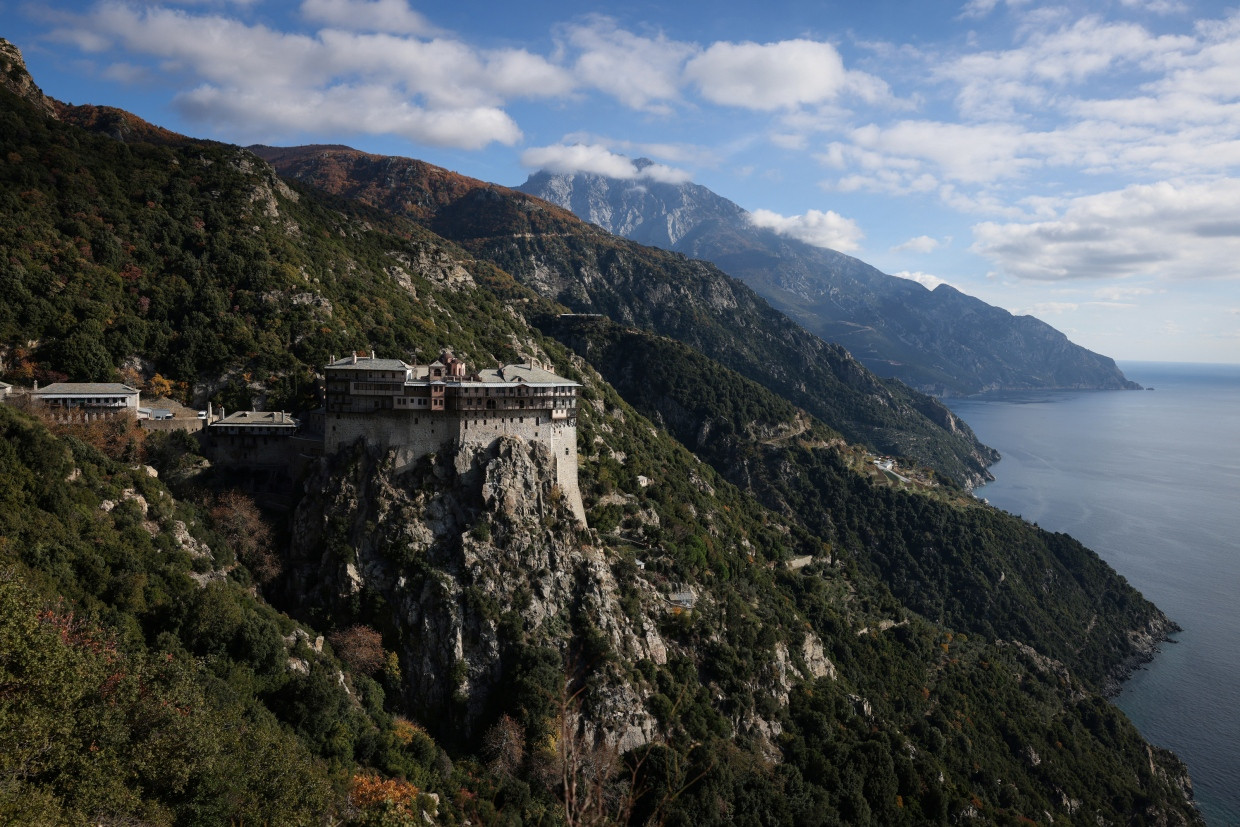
[{"left": 329, "top": 624, "right": 387, "bottom": 675}]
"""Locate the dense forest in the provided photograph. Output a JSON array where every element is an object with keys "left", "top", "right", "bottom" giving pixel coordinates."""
[{"left": 0, "top": 44, "right": 1202, "bottom": 825}]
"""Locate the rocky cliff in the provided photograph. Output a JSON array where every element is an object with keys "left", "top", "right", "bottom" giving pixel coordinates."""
[
  {"left": 288, "top": 436, "right": 646, "bottom": 746},
  {"left": 287, "top": 433, "right": 809, "bottom": 754},
  {"left": 0, "top": 38, "right": 57, "bottom": 118}
]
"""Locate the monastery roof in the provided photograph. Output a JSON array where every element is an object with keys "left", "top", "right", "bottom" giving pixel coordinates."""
[
  {"left": 213, "top": 411, "right": 298, "bottom": 427},
  {"left": 35, "top": 383, "right": 139, "bottom": 396},
  {"left": 326, "top": 355, "right": 411, "bottom": 371},
  {"left": 476, "top": 363, "right": 579, "bottom": 385}
]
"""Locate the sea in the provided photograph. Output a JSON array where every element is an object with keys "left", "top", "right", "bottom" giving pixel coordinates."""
[{"left": 944, "top": 362, "right": 1240, "bottom": 826}]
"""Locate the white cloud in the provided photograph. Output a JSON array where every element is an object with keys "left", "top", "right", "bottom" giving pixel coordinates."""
[
  {"left": 312, "top": 31, "right": 572, "bottom": 107},
  {"left": 1119, "top": 0, "right": 1188, "bottom": 13},
  {"left": 685, "top": 39, "right": 886, "bottom": 111},
  {"left": 556, "top": 132, "right": 722, "bottom": 167},
  {"left": 848, "top": 121, "right": 1037, "bottom": 184},
  {"left": 47, "top": 1, "right": 572, "bottom": 149},
  {"left": 746, "top": 208, "right": 863, "bottom": 251},
  {"left": 300, "top": 0, "right": 435, "bottom": 35},
  {"left": 941, "top": 16, "right": 1194, "bottom": 112},
  {"left": 971, "top": 179, "right": 1240, "bottom": 281},
  {"left": 101, "top": 61, "right": 151, "bottom": 83},
  {"left": 770, "top": 132, "right": 808, "bottom": 150},
  {"left": 892, "top": 235, "right": 941, "bottom": 253},
  {"left": 810, "top": 11, "right": 1240, "bottom": 203},
  {"left": 959, "top": 0, "right": 1000, "bottom": 20},
  {"left": 893, "top": 270, "right": 950, "bottom": 289},
  {"left": 560, "top": 18, "right": 695, "bottom": 112},
  {"left": 519, "top": 144, "right": 691, "bottom": 183},
  {"left": 1093, "top": 285, "right": 1155, "bottom": 301},
  {"left": 178, "top": 84, "right": 521, "bottom": 148}
]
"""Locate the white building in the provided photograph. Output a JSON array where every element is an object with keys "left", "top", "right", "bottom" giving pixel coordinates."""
[{"left": 33, "top": 382, "right": 140, "bottom": 418}]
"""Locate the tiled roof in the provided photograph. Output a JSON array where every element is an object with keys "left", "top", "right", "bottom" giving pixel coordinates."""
[
  {"left": 213, "top": 411, "right": 298, "bottom": 427},
  {"left": 477, "top": 364, "right": 578, "bottom": 385},
  {"left": 35, "top": 383, "right": 139, "bottom": 396},
  {"left": 326, "top": 355, "right": 411, "bottom": 371}
]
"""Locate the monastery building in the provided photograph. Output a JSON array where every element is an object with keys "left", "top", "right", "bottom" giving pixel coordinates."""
[{"left": 324, "top": 350, "right": 584, "bottom": 522}]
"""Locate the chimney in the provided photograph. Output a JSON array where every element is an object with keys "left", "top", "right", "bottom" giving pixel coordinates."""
[
  {"left": 371, "top": 350, "right": 376, "bottom": 360},
  {"left": 351, "top": 352, "right": 357, "bottom": 365}
]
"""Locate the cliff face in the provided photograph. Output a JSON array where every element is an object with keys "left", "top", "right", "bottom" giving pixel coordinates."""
[
  {"left": 288, "top": 435, "right": 665, "bottom": 750},
  {"left": 286, "top": 426, "right": 841, "bottom": 756},
  {"left": 0, "top": 38, "right": 57, "bottom": 118}
]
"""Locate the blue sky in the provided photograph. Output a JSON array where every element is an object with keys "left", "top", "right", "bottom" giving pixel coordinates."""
[{"left": 5, "top": 0, "right": 1240, "bottom": 363}]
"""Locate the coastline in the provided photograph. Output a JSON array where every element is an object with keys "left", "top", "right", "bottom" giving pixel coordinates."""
[
  {"left": 1103, "top": 611, "right": 1181, "bottom": 699},
  {"left": 946, "top": 362, "right": 1240, "bottom": 824}
]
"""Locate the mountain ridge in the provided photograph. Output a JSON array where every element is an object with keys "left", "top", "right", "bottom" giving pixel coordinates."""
[{"left": 518, "top": 165, "right": 1141, "bottom": 396}]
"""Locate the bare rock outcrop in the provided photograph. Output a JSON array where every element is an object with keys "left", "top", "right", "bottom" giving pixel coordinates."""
[
  {"left": 288, "top": 436, "right": 663, "bottom": 751},
  {"left": 0, "top": 39, "right": 58, "bottom": 119}
]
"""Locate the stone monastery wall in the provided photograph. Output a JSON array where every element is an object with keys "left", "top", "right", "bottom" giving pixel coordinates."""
[{"left": 324, "top": 351, "right": 585, "bottom": 523}]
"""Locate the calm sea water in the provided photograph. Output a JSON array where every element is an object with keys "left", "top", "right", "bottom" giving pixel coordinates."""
[{"left": 945, "top": 362, "right": 1240, "bottom": 826}]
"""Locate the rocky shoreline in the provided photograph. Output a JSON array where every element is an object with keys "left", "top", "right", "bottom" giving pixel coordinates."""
[{"left": 1103, "top": 612, "right": 1182, "bottom": 699}]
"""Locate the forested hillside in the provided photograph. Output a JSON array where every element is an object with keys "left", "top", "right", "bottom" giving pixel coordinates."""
[
  {"left": 250, "top": 144, "right": 1000, "bottom": 488},
  {"left": 0, "top": 43, "right": 1202, "bottom": 825},
  {"left": 543, "top": 316, "right": 1172, "bottom": 691}
]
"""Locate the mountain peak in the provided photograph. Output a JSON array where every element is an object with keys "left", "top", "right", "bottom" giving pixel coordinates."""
[
  {"left": 520, "top": 168, "right": 1139, "bottom": 395},
  {"left": 0, "top": 39, "right": 58, "bottom": 119}
]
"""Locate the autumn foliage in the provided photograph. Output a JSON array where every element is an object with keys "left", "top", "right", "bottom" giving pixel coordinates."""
[
  {"left": 328, "top": 624, "right": 387, "bottom": 675},
  {"left": 349, "top": 773, "right": 426, "bottom": 825},
  {"left": 208, "top": 491, "right": 280, "bottom": 583}
]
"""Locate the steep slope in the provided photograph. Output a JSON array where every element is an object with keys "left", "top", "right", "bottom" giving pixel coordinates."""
[
  {"left": 542, "top": 315, "right": 1172, "bottom": 692},
  {"left": 0, "top": 404, "right": 456, "bottom": 825},
  {"left": 518, "top": 166, "right": 1141, "bottom": 396},
  {"left": 0, "top": 90, "right": 542, "bottom": 415},
  {"left": 283, "top": 350, "right": 1199, "bottom": 824},
  {"left": 250, "top": 144, "right": 999, "bottom": 488}
]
